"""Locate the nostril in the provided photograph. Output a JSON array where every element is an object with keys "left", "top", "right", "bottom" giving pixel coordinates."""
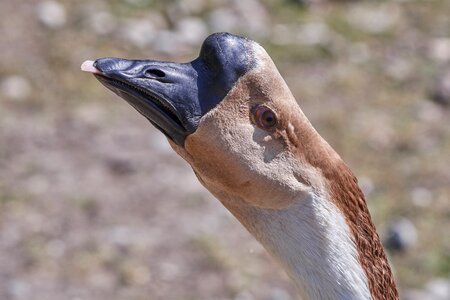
[
  {"left": 94, "top": 57, "right": 135, "bottom": 73},
  {"left": 145, "top": 69, "right": 165, "bottom": 78}
]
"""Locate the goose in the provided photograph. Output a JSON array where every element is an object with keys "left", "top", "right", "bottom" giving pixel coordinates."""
[{"left": 81, "top": 32, "right": 398, "bottom": 300}]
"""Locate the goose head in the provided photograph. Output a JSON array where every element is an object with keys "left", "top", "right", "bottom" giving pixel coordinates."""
[
  {"left": 82, "top": 32, "right": 398, "bottom": 299},
  {"left": 83, "top": 32, "right": 326, "bottom": 210}
]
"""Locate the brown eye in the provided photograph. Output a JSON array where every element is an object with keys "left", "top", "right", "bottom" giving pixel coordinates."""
[{"left": 253, "top": 105, "right": 277, "bottom": 130}]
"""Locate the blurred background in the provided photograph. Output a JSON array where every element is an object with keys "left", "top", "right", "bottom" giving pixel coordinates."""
[{"left": 0, "top": 0, "right": 449, "bottom": 299}]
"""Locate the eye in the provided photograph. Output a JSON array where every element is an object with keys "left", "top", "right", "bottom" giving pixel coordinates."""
[{"left": 252, "top": 105, "right": 278, "bottom": 130}]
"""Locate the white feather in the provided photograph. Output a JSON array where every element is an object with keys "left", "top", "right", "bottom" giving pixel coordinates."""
[{"left": 243, "top": 193, "right": 372, "bottom": 300}]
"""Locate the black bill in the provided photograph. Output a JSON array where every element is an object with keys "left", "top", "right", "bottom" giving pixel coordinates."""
[{"left": 82, "top": 32, "right": 257, "bottom": 146}]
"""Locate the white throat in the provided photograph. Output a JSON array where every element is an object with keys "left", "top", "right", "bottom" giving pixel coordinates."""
[{"left": 219, "top": 191, "right": 371, "bottom": 300}]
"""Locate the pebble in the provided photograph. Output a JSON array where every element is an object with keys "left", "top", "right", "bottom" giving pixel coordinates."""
[
  {"left": 428, "top": 38, "right": 450, "bottom": 62},
  {"left": 87, "top": 270, "right": 116, "bottom": 289},
  {"left": 384, "top": 217, "right": 418, "bottom": 252},
  {"left": 403, "top": 289, "right": 434, "bottom": 300},
  {"left": 89, "top": 11, "right": 117, "bottom": 36},
  {"left": 296, "top": 22, "right": 331, "bottom": 46},
  {"left": 6, "top": 280, "right": 31, "bottom": 299},
  {"left": 346, "top": 4, "right": 400, "bottom": 34},
  {"left": 233, "top": 0, "right": 269, "bottom": 37},
  {"left": 0, "top": 75, "right": 32, "bottom": 101},
  {"left": 119, "top": 19, "right": 156, "bottom": 49},
  {"left": 266, "top": 288, "right": 292, "bottom": 300},
  {"left": 404, "top": 278, "right": 450, "bottom": 300},
  {"left": 385, "top": 58, "right": 414, "bottom": 81},
  {"left": 152, "top": 30, "right": 182, "bottom": 54},
  {"left": 411, "top": 187, "right": 433, "bottom": 208},
  {"left": 416, "top": 102, "right": 444, "bottom": 123},
  {"left": 271, "top": 24, "right": 293, "bottom": 46},
  {"left": 127, "top": 264, "right": 151, "bottom": 285},
  {"left": 208, "top": 8, "right": 239, "bottom": 33},
  {"left": 176, "top": 17, "right": 209, "bottom": 46},
  {"left": 425, "top": 278, "right": 450, "bottom": 300},
  {"left": 36, "top": 1, "right": 67, "bottom": 29},
  {"left": 159, "top": 262, "right": 182, "bottom": 281},
  {"left": 119, "top": 13, "right": 170, "bottom": 52},
  {"left": 430, "top": 68, "right": 450, "bottom": 107},
  {"left": 108, "top": 226, "right": 132, "bottom": 248}
]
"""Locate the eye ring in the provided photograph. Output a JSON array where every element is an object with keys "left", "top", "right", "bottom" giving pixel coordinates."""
[{"left": 252, "top": 105, "right": 278, "bottom": 130}]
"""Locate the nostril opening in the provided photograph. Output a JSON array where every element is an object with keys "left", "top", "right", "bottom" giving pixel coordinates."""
[{"left": 145, "top": 69, "right": 165, "bottom": 78}]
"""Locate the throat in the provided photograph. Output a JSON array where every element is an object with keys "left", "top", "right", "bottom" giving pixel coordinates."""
[{"left": 218, "top": 192, "right": 371, "bottom": 300}]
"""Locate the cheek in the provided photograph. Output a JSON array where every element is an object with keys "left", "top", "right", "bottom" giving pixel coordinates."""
[
  {"left": 185, "top": 124, "right": 301, "bottom": 209},
  {"left": 184, "top": 124, "right": 256, "bottom": 190}
]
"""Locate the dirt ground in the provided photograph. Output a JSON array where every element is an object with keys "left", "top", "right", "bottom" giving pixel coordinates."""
[{"left": 0, "top": 1, "right": 449, "bottom": 299}]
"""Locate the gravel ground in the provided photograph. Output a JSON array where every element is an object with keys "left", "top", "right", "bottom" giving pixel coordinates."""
[{"left": 0, "top": 1, "right": 449, "bottom": 299}]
